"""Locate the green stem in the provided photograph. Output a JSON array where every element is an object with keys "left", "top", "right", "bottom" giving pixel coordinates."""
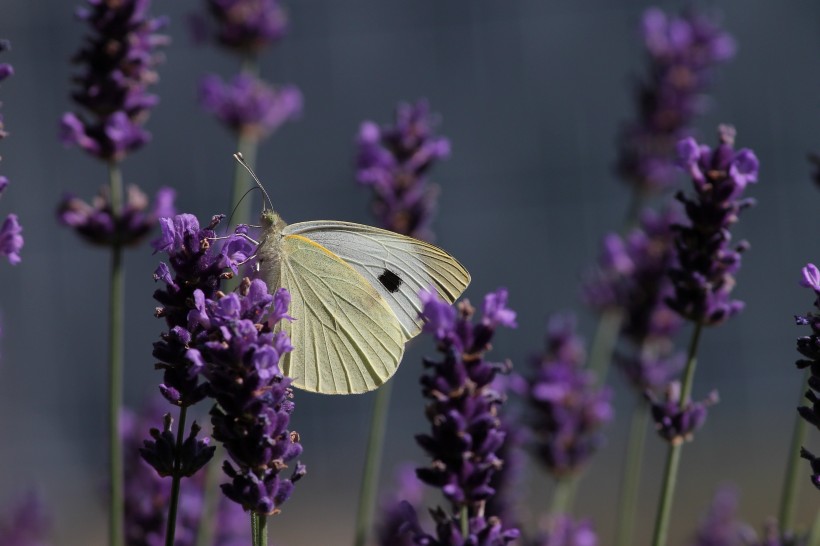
[
  {"left": 549, "top": 476, "right": 577, "bottom": 515},
  {"left": 587, "top": 309, "right": 624, "bottom": 386},
  {"left": 164, "top": 406, "right": 189, "bottom": 546},
  {"left": 252, "top": 512, "right": 268, "bottom": 546},
  {"left": 230, "top": 131, "right": 260, "bottom": 229},
  {"left": 651, "top": 322, "right": 703, "bottom": 546},
  {"left": 230, "top": 55, "right": 261, "bottom": 230},
  {"left": 808, "top": 505, "right": 820, "bottom": 546},
  {"left": 460, "top": 505, "right": 469, "bottom": 537},
  {"left": 108, "top": 162, "right": 125, "bottom": 546},
  {"left": 615, "top": 401, "right": 650, "bottom": 546},
  {"left": 353, "top": 382, "right": 393, "bottom": 546},
  {"left": 194, "top": 444, "right": 223, "bottom": 546},
  {"left": 778, "top": 369, "right": 811, "bottom": 536}
]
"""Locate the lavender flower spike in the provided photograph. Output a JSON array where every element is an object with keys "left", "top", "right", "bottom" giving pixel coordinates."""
[
  {"left": 200, "top": 73, "right": 302, "bottom": 139},
  {"left": 666, "top": 126, "right": 759, "bottom": 326},
  {"left": 61, "top": 0, "right": 169, "bottom": 162},
  {"left": 199, "top": 0, "right": 288, "bottom": 55},
  {"left": 616, "top": 7, "right": 735, "bottom": 193},
  {"left": 58, "top": 185, "right": 175, "bottom": 248},
  {"left": 152, "top": 214, "right": 254, "bottom": 407},
  {"left": 356, "top": 99, "right": 451, "bottom": 240},
  {"left": 0, "top": 492, "right": 53, "bottom": 546},
  {"left": 187, "top": 278, "right": 305, "bottom": 515},
  {"left": 647, "top": 381, "right": 718, "bottom": 445},
  {"left": 403, "top": 288, "right": 519, "bottom": 545},
  {"left": 0, "top": 41, "right": 22, "bottom": 265},
  {"left": 526, "top": 314, "right": 613, "bottom": 477}
]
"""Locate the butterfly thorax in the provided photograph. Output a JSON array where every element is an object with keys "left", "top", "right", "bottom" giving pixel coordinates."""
[{"left": 255, "top": 209, "right": 288, "bottom": 289}]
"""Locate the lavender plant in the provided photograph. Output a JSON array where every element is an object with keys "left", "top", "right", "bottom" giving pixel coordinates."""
[
  {"left": 0, "top": 493, "right": 51, "bottom": 546},
  {"left": 375, "top": 464, "right": 424, "bottom": 546},
  {"left": 652, "top": 126, "right": 759, "bottom": 546},
  {"left": 123, "top": 404, "right": 249, "bottom": 546},
  {"left": 525, "top": 314, "right": 612, "bottom": 514},
  {"left": 57, "top": 3, "right": 172, "bottom": 544},
  {"left": 355, "top": 99, "right": 451, "bottom": 241},
  {"left": 353, "top": 98, "right": 451, "bottom": 546},
  {"left": 400, "top": 288, "right": 519, "bottom": 545},
  {"left": 0, "top": 41, "right": 22, "bottom": 266},
  {"left": 195, "top": 0, "right": 302, "bottom": 228},
  {"left": 150, "top": 213, "right": 254, "bottom": 544},
  {"left": 616, "top": 7, "right": 735, "bottom": 199}
]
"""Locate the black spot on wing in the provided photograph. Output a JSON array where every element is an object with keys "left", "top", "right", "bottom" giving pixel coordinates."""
[{"left": 378, "top": 269, "right": 402, "bottom": 293}]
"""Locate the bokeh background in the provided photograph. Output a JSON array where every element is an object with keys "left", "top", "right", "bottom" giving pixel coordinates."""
[{"left": 1, "top": 0, "right": 819, "bottom": 544}]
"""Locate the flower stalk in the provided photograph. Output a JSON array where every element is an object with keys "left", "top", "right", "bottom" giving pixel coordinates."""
[
  {"left": 778, "top": 369, "right": 810, "bottom": 535},
  {"left": 163, "top": 406, "right": 188, "bottom": 546},
  {"left": 107, "top": 161, "right": 125, "bottom": 546},
  {"left": 651, "top": 322, "right": 702, "bottom": 546}
]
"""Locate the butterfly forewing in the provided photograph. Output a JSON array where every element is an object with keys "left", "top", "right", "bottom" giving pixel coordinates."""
[
  {"left": 283, "top": 221, "right": 471, "bottom": 338},
  {"left": 271, "top": 234, "right": 407, "bottom": 394}
]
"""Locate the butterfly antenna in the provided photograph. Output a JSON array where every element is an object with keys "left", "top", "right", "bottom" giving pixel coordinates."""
[
  {"left": 234, "top": 153, "right": 274, "bottom": 211},
  {"left": 224, "top": 187, "right": 263, "bottom": 234}
]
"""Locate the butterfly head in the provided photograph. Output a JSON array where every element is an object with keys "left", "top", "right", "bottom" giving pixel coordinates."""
[{"left": 260, "top": 209, "right": 286, "bottom": 234}]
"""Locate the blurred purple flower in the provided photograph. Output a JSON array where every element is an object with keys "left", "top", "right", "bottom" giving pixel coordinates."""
[
  {"left": 61, "top": 0, "right": 169, "bottom": 162},
  {"left": 407, "top": 288, "right": 519, "bottom": 544},
  {"left": 531, "top": 515, "right": 598, "bottom": 546},
  {"left": 0, "top": 214, "right": 22, "bottom": 265},
  {"left": 0, "top": 41, "right": 22, "bottom": 266},
  {"left": 647, "top": 381, "right": 718, "bottom": 445},
  {"left": 198, "top": 0, "right": 288, "bottom": 55},
  {"left": 0, "top": 492, "right": 52, "bottom": 546},
  {"left": 187, "top": 278, "right": 304, "bottom": 515},
  {"left": 356, "top": 100, "right": 450, "bottom": 241},
  {"left": 616, "top": 7, "right": 735, "bottom": 193},
  {"left": 692, "top": 486, "right": 748, "bottom": 546},
  {"left": 526, "top": 314, "right": 613, "bottom": 477},
  {"left": 58, "top": 185, "right": 175, "bottom": 248},
  {"left": 123, "top": 403, "right": 249, "bottom": 546},
  {"left": 376, "top": 464, "right": 424, "bottom": 546},
  {"left": 152, "top": 213, "right": 255, "bottom": 407},
  {"left": 200, "top": 73, "right": 301, "bottom": 139},
  {"left": 584, "top": 207, "right": 685, "bottom": 392},
  {"left": 666, "top": 126, "right": 758, "bottom": 326}
]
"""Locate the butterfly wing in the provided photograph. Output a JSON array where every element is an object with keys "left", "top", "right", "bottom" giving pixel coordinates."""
[
  {"left": 269, "top": 233, "right": 408, "bottom": 394},
  {"left": 283, "top": 221, "right": 470, "bottom": 339}
]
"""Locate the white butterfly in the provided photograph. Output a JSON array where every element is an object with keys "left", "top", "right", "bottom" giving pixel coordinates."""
[{"left": 252, "top": 209, "right": 470, "bottom": 394}]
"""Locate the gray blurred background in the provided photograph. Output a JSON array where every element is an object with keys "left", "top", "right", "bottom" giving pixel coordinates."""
[{"left": 1, "top": 0, "right": 819, "bottom": 544}]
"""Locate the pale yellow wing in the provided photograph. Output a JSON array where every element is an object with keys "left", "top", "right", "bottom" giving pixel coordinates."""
[
  {"left": 274, "top": 234, "right": 407, "bottom": 394},
  {"left": 283, "top": 221, "right": 470, "bottom": 339}
]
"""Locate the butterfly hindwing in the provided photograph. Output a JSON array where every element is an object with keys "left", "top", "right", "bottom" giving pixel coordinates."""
[
  {"left": 271, "top": 233, "right": 407, "bottom": 394},
  {"left": 283, "top": 221, "right": 471, "bottom": 338}
]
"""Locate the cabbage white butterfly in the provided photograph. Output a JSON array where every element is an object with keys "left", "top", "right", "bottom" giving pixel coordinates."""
[{"left": 238, "top": 155, "right": 471, "bottom": 394}]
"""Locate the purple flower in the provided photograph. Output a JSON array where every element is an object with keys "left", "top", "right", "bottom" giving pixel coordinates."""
[
  {"left": 376, "top": 464, "right": 425, "bottom": 546},
  {"left": 793, "top": 263, "right": 820, "bottom": 490},
  {"left": 186, "top": 278, "right": 304, "bottom": 515},
  {"left": 152, "top": 214, "right": 254, "bottom": 407},
  {"left": 139, "top": 414, "right": 215, "bottom": 478},
  {"left": 647, "top": 381, "right": 718, "bottom": 444},
  {"left": 408, "top": 288, "right": 519, "bottom": 544},
  {"left": 0, "top": 42, "right": 22, "bottom": 266},
  {"left": 526, "top": 314, "right": 613, "bottom": 477},
  {"left": 58, "top": 185, "right": 175, "bottom": 248},
  {"left": 0, "top": 492, "right": 52, "bottom": 546},
  {"left": 123, "top": 403, "right": 250, "bottom": 546},
  {"left": 0, "top": 214, "right": 22, "bottom": 265},
  {"left": 666, "top": 126, "right": 758, "bottom": 326},
  {"left": 616, "top": 7, "right": 735, "bottom": 193},
  {"left": 584, "top": 207, "right": 685, "bottom": 392},
  {"left": 199, "top": 0, "right": 288, "bottom": 55},
  {"left": 61, "top": 0, "right": 168, "bottom": 162},
  {"left": 200, "top": 73, "right": 302, "bottom": 139},
  {"left": 356, "top": 100, "right": 451, "bottom": 241},
  {"left": 531, "top": 515, "right": 598, "bottom": 546}
]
